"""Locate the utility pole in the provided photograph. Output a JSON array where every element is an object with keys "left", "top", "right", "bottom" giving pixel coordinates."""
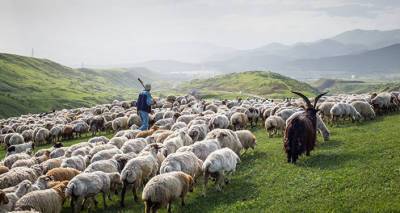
[{"left": 31, "top": 48, "right": 34, "bottom": 57}]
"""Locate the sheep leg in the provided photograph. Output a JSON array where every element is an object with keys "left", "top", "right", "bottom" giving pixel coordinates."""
[
  {"left": 93, "top": 197, "right": 99, "bottom": 208},
  {"left": 102, "top": 191, "right": 108, "bottom": 208},
  {"left": 167, "top": 201, "right": 172, "bottom": 213},
  {"left": 70, "top": 196, "right": 78, "bottom": 213},
  {"left": 152, "top": 202, "right": 161, "bottom": 213},
  {"left": 120, "top": 182, "right": 127, "bottom": 207},
  {"left": 215, "top": 172, "right": 223, "bottom": 191},
  {"left": 202, "top": 171, "right": 209, "bottom": 196},
  {"left": 145, "top": 200, "right": 152, "bottom": 213},
  {"left": 74, "top": 196, "right": 84, "bottom": 213},
  {"left": 132, "top": 186, "right": 139, "bottom": 202},
  {"left": 181, "top": 195, "right": 186, "bottom": 206}
]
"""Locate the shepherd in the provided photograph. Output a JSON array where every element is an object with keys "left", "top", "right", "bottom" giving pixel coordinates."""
[{"left": 136, "top": 79, "right": 154, "bottom": 131}]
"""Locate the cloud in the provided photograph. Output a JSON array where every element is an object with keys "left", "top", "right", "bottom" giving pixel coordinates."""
[{"left": 0, "top": 0, "right": 399, "bottom": 66}]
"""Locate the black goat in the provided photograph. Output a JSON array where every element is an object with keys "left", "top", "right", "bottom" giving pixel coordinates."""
[{"left": 284, "top": 91, "right": 327, "bottom": 163}]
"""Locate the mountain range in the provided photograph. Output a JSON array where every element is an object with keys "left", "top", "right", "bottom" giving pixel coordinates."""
[{"left": 129, "top": 29, "right": 400, "bottom": 79}]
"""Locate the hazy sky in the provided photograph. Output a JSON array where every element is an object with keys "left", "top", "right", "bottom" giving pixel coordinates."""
[{"left": 1, "top": 0, "right": 400, "bottom": 66}]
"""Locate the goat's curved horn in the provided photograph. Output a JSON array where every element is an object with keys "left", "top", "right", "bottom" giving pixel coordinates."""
[
  {"left": 291, "top": 91, "right": 312, "bottom": 109},
  {"left": 313, "top": 92, "right": 328, "bottom": 108}
]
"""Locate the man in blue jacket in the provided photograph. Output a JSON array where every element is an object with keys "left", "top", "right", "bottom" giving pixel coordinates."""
[{"left": 136, "top": 83, "right": 154, "bottom": 131}]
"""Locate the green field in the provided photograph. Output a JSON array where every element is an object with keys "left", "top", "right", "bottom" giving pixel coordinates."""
[
  {"left": 0, "top": 53, "right": 162, "bottom": 118},
  {"left": 2, "top": 113, "right": 399, "bottom": 212}
]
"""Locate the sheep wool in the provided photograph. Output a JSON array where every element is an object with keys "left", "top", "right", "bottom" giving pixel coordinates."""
[{"left": 142, "top": 171, "right": 194, "bottom": 213}]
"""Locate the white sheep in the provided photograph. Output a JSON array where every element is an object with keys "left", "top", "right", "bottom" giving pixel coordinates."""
[
  {"left": 121, "top": 138, "right": 147, "bottom": 154},
  {"left": 276, "top": 108, "right": 298, "bottom": 121},
  {"left": 235, "top": 130, "right": 256, "bottom": 153},
  {"left": 34, "top": 128, "right": 50, "bottom": 145},
  {"left": 170, "top": 122, "right": 187, "bottom": 131},
  {"left": 84, "top": 159, "right": 120, "bottom": 173},
  {"left": 264, "top": 115, "right": 285, "bottom": 137},
  {"left": 66, "top": 171, "right": 121, "bottom": 212},
  {"left": 87, "top": 136, "right": 109, "bottom": 144},
  {"left": 208, "top": 114, "right": 230, "bottom": 130},
  {"left": 61, "top": 155, "right": 88, "bottom": 171},
  {"left": 1, "top": 180, "right": 33, "bottom": 211},
  {"left": 176, "top": 139, "right": 221, "bottom": 161},
  {"left": 8, "top": 134, "right": 25, "bottom": 146},
  {"left": 351, "top": 101, "right": 376, "bottom": 120},
  {"left": 108, "top": 136, "right": 128, "bottom": 149},
  {"left": 0, "top": 165, "right": 42, "bottom": 189},
  {"left": 3, "top": 153, "right": 31, "bottom": 169},
  {"left": 229, "top": 112, "right": 248, "bottom": 131},
  {"left": 161, "top": 131, "right": 193, "bottom": 156},
  {"left": 206, "top": 129, "right": 242, "bottom": 155},
  {"left": 317, "top": 102, "right": 335, "bottom": 121},
  {"left": 160, "top": 151, "right": 203, "bottom": 180},
  {"left": 188, "top": 124, "right": 208, "bottom": 142},
  {"left": 120, "top": 145, "right": 160, "bottom": 207},
  {"left": 202, "top": 148, "right": 240, "bottom": 195},
  {"left": 6, "top": 142, "right": 35, "bottom": 156},
  {"left": 90, "top": 148, "right": 122, "bottom": 163},
  {"left": 15, "top": 182, "right": 68, "bottom": 213},
  {"left": 112, "top": 116, "right": 129, "bottom": 131}
]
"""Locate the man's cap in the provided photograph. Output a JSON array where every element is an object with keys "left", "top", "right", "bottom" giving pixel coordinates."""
[{"left": 145, "top": 84, "right": 151, "bottom": 91}]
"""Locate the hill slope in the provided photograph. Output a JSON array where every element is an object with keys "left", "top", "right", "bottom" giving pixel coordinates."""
[
  {"left": 178, "top": 71, "right": 318, "bottom": 98},
  {"left": 0, "top": 53, "right": 156, "bottom": 118}
]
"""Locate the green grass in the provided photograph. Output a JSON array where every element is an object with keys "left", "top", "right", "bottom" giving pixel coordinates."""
[
  {"left": 0, "top": 53, "right": 161, "bottom": 118},
  {"left": 178, "top": 71, "right": 319, "bottom": 99},
  {"left": 3, "top": 113, "right": 399, "bottom": 212}
]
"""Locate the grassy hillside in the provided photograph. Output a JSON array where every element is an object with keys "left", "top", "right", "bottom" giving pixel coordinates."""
[
  {"left": 0, "top": 53, "right": 160, "bottom": 118},
  {"left": 1, "top": 113, "right": 399, "bottom": 212},
  {"left": 178, "top": 71, "right": 318, "bottom": 99},
  {"left": 312, "top": 78, "right": 400, "bottom": 94}
]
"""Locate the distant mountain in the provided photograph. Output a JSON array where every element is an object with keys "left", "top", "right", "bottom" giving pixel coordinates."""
[
  {"left": 311, "top": 78, "right": 400, "bottom": 94},
  {"left": 204, "top": 40, "right": 368, "bottom": 73},
  {"left": 131, "top": 60, "right": 202, "bottom": 73},
  {"left": 332, "top": 29, "right": 400, "bottom": 49},
  {"left": 287, "top": 43, "right": 400, "bottom": 73}
]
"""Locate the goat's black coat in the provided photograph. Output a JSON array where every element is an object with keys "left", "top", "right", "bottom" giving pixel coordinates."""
[{"left": 284, "top": 92, "right": 327, "bottom": 163}]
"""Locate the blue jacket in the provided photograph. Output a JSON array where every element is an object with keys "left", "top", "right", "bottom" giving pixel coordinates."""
[{"left": 136, "top": 90, "right": 153, "bottom": 113}]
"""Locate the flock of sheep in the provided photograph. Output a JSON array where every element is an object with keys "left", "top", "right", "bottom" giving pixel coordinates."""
[{"left": 0, "top": 90, "right": 399, "bottom": 213}]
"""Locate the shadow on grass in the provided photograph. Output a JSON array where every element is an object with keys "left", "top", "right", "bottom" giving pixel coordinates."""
[
  {"left": 317, "top": 139, "right": 343, "bottom": 150},
  {"left": 181, "top": 151, "right": 264, "bottom": 212},
  {"left": 298, "top": 152, "right": 360, "bottom": 170}
]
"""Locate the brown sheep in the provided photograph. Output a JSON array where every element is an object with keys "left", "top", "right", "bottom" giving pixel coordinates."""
[
  {"left": 136, "top": 126, "right": 159, "bottom": 138},
  {"left": 0, "top": 166, "right": 9, "bottom": 175},
  {"left": 62, "top": 125, "right": 74, "bottom": 140},
  {"left": 46, "top": 167, "right": 81, "bottom": 181}
]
